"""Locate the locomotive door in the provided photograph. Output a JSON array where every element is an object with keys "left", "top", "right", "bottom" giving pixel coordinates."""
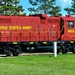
[
  {"left": 52, "top": 25, "right": 56, "bottom": 36},
  {"left": 48, "top": 17, "right": 60, "bottom": 41},
  {"left": 49, "top": 24, "right": 57, "bottom": 41},
  {"left": 52, "top": 24, "right": 57, "bottom": 41},
  {"left": 51, "top": 19, "right": 59, "bottom": 41}
]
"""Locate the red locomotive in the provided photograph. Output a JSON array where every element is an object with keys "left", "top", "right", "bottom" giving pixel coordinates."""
[{"left": 0, "top": 14, "right": 75, "bottom": 56}]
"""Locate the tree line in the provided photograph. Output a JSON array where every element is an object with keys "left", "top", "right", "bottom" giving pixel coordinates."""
[
  {"left": 0, "top": 0, "right": 75, "bottom": 16},
  {"left": 0, "top": 0, "right": 26, "bottom": 15}
]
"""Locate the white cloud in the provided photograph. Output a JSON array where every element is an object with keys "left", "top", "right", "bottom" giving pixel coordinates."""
[{"left": 60, "top": 0, "right": 72, "bottom": 6}]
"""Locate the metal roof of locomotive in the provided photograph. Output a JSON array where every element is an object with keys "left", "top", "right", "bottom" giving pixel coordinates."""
[{"left": 60, "top": 15, "right": 75, "bottom": 21}]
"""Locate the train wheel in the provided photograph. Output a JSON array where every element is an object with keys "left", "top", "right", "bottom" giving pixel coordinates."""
[
  {"left": 13, "top": 49, "right": 19, "bottom": 56},
  {"left": 5, "top": 50, "right": 11, "bottom": 56},
  {"left": 62, "top": 49, "right": 67, "bottom": 54},
  {"left": 73, "top": 49, "right": 75, "bottom": 53},
  {"left": 57, "top": 46, "right": 61, "bottom": 54},
  {"left": 11, "top": 45, "right": 22, "bottom": 56},
  {"left": 3, "top": 45, "right": 12, "bottom": 56},
  {"left": 57, "top": 50, "right": 60, "bottom": 54},
  {"left": 0, "top": 45, "right": 4, "bottom": 54},
  {"left": 61, "top": 45, "right": 67, "bottom": 54}
]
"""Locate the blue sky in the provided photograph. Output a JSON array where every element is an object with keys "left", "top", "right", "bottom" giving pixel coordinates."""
[{"left": 19, "top": 0, "right": 72, "bottom": 15}]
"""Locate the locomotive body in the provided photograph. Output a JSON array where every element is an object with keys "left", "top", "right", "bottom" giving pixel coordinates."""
[
  {"left": 0, "top": 15, "right": 41, "bottom": 56},
  {"left": 0, "top": 14, "right": 75, "bottom": 56},
  {"left": 60, "top": 15, "right": 75, "bottom": 53}
]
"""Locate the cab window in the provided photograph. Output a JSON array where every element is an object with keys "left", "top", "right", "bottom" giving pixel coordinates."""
[{"left": 68, "top": 21, "right": 74, "bottom": 28}]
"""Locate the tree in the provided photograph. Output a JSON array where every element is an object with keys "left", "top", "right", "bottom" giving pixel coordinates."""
[
  {"left": 64, "top": 7, "right": 71, "bottom": 15},
  {"left": 28, "top": 0, "right": 62, "bottom": 16},
  {"left": 49, "top": 6, "right": 62, "bottom": 16},
  {"left": 0, "top": 0, "right": 26, "bottom": 15},
  {"left": 70, "top": 2, "right": 75, "bottom": 15},
  {"left": 64, "top": 1, "right": 75, "bottom": 16}
]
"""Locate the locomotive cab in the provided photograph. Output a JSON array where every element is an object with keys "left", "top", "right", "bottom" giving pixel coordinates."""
[{"left": 61, "top": 15, "right": 75, "bottom": 53}]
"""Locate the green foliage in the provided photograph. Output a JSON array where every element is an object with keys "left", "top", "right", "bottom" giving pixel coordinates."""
[
  {"left": 64, "top": 2, "right": 75, "bottom": 16},
  {"left": 0, "top": 0, "right": 26, "bottom": 16},
  {"left": 49, "top": 6, "right": 62, "bottom": 16},
  {"left": 0, "top": 54, "right": 75, "bottom": 75},
  {"left": 71, "top": 2, "right": 75, "bottom": 15},
  {"left": 28, "top": 0, "right": 62, "bottom": 16},
  {"left": 64, "top": 7, "right": 71, "bottom": 15}
]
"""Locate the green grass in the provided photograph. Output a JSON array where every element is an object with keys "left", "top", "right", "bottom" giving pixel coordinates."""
[{"left": 0, "top": 54, "right": 75, "bottom": 75}]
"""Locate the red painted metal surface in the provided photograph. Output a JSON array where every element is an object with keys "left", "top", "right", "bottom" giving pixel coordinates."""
[
  {"left": 0, "top": 14, "right": 60, "bottom": 42},
  {"left": 61, "top": 15, "right": 75, "bottom": 41}
]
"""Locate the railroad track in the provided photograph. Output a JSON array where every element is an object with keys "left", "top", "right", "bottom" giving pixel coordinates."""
[
  {"left": 20, "top": 52, "right": 54, "bottom": 56},
  {"left": 0, "top": 52, "right": 53, "bottom": 57},
  {"left": 0, "top": 52, "right": 73, "bottom": 57}
]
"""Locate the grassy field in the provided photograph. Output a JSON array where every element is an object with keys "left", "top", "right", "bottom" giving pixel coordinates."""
[{"left": 0, "top": 54, "right": 75, "bottom": 75}]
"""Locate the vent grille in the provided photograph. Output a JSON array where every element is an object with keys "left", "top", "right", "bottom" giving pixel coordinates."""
[
  {"left": 48, "top": 19, "right": 59, "bottom": 23},
  {"left": 0, "top": 18, "right": 11, "bottom": 23}
]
